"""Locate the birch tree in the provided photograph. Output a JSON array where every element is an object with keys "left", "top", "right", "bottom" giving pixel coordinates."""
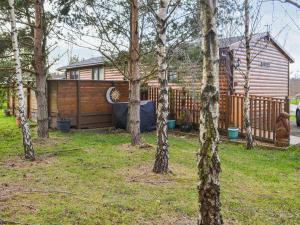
[
  {"left": 8, "top": 0, "right": 35, "bottom": 160},
  {"left": 197, "top": 0, "right": 222, "bottom": 224},
  {"left": 243, "top": 0, "right": 253, "bottom": 149},
  {"left": 153, "top": 0, "right": 170, "bottom": 174},
  {"left": 128, "top": 0, "right": 141, "bottom": 145}
]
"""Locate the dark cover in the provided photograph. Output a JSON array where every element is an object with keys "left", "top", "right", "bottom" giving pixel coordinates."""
[{"left": 112, "top": 101, "right": 156, "bottom": 132}]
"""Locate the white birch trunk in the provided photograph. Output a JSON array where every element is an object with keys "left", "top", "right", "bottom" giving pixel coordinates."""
[
  {"left": 128, "top": 0, "right": 141, "bottom": 145},
  {"left": 197, "top": 0, "right": 222, "bottom": 224},
  {"left": 153, "top": 0, "right": 170, "bottom": 174},
  {"left": 8, "top": 0, "right": 35, "bottom": 160},
  {"left": 244, "top": 0, "right": 254, "bottom": 149}
]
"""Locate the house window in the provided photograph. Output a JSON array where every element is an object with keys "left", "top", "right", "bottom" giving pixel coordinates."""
[
  {"left": 92, "top": 67, "right": 104, "bottom": 80},
  {"left": 168, "top": 71, "right": 177, "bottom": 83},
  {"left": 261, "top": 61, "right": 271, "bottom": 68},
  {"left": 70, "top": 70, "right": 79, "bottom": 80}
]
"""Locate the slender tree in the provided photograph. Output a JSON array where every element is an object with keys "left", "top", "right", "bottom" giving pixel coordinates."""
[
  {"left": 153, "top": 0, "right": 170, "bottom": 174},
  {"left": 34, "top": 0, "right": 49, "bottom": 138},
  {"left": 243, "top": 0, "right": 254, "bottom": 149},
  {"left": 128, "top": 0, "right": 141, "bottom": 145},
  {"left": 8, "top": 0, "right": 35, "bottom": 160},
  {"left": 197, "top": 0, "right": 222, "bottom": 224}
]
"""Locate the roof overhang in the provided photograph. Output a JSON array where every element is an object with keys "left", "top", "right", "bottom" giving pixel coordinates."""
[
  {"left": 227, "top": 33, "right": 294, "bottom": 63},
  {"left": 57, "top": 62, "right": 104, "bottom": 71}
]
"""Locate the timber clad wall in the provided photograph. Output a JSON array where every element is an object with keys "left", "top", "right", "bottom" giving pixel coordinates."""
[
  {"left": 147, "top": 62, "right": 229, "bottom": 95},
  {"left": 65, "top": 66, "right": 124, "bottom": 81},
  {"left": 233, "top": 39, "right": 289, "bottom": 98},
  {"left": 104, "top": 67, "right": 124, "bottom": 80},
  {"left": 9, "top": 88, "right": 37, "bottom": 121},
  {"left": 48, "top": 80, "right": 129, "bottom": 129},
  {"left": 79, "top": 68, "right": 93, "bottom": 80}
]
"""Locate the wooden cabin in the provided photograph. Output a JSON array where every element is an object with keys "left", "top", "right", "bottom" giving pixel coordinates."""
[
  {"left": 147, "top": 33, "right": 294, "bottom": 99},
  {"left": 58, "top": 33, "right": 293, "bottom": 99},
  {"left": 58, "top": 57, "right": 124, "bottom": 81},
  {"left": 222, "top": 32, "right": 294, "bottom": 98}
]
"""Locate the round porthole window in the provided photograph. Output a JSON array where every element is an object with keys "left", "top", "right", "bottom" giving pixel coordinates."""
[{"left": 106, "top": 87, "right": 121, "bottom": 103}]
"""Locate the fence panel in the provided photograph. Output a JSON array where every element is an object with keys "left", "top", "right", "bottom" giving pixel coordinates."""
[{"left": 144, "top": 86, "right": 289, "bottom": 143}]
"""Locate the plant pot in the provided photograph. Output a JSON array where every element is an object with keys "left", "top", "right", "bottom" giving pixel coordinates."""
[
  {"left": 4, "top": 109, "right": 11, "bottom": 117},
  {"left": 180, "top": 124, "right": 192, "bottom": 132},
  {"left": 16, "top": 117, "right": 21, "bottom": 127},
  {"left": 57, "top": 118, "right": 71, "bottom": 132},
  {"left": 228, "top": 127, "right": 239, "bottom": 139},
  {"left": 167, "top": 120, "right": 176, "bottom": 129}
]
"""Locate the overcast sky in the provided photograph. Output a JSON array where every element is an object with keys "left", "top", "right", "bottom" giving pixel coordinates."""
[{"left": 49, "top": 0, "right": 300, "bottom": 77}]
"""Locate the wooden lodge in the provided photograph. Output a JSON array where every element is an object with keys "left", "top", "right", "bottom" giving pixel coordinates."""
[{"left": 58, "top": 33, "right": 294, "bottom": 100}]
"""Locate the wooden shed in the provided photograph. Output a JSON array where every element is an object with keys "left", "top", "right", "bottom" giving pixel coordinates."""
[{"left": 48, "top": 80, "right": 129, "bottom": 129}]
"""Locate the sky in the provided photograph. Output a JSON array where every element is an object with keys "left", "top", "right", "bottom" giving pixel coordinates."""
[{"left": 49, "top": 0, "right": 300, "bottom": 77}]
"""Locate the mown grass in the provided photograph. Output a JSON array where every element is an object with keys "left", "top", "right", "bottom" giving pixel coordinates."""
[
  {"left": 0, "top": 113, "right": 300, "bottom": 225},
  {"left": 290, "top": 98, "right": 300, "bottom": 105}
]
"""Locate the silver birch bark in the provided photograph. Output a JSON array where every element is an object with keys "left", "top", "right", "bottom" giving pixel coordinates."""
[
  {"left": 153, "top": 0, "right": 170, "bottom": 174},
  {"left": 8, "top": 0, "right": 35, "bottom": 160},
  {"left": 243, "top": 0, "right": 253, "bottom": 149},
  {"left": 128, "top": 0, "right": 141, "bottom": 145},
  {"left": 34, "top": 0, "right": 49, "bottom": 138},
  {"left": 197, "top": 0, "right": 222, "bottom": 224}
]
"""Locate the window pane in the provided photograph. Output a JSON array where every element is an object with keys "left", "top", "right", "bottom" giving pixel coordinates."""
[
  {"left": 99, "top": 67, "right": 104, "bottom": 80},
  {"left": 168, "top": 71, "right": 177, "bottom": 82},
  {"left": 93, "top": 68, "right": 100, "bottom": 80}
]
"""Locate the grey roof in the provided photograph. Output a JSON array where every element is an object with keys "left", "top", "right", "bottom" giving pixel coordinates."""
[
  {"left": 57, "top": 57, "right": 106, "bottom": 70},
  {"left": 219, "top": 32, "right": 269, "bottom": 48},
  {"left": 219, "top": 32, "right": 294, "bottom": 63}
]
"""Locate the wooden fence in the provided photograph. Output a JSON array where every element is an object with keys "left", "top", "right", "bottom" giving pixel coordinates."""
[
  {"left": 48, "top": 80, "right": 129, "bottom": 129},
  {"left": 9, "top": 80, "right": 129, "bottom": 129},
  {"left": 145, "top": 86, "right": 290, "bottom": 143}
]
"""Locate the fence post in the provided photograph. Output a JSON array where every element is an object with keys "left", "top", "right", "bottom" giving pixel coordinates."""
[
  {"left": 226, "top": 93, "right": 231, "bottom": 129},
  {"left": 181, "top": 87, "right": 186, "bottom": 108},
  {"left": 76, "top": 80, "right": 81, "bottom": 129},
  {"left": 169, "top": 87, "right": 174, "bottom": 117},
  {"left": 284, "top": 96, "right": 290, "bottom": 114}
]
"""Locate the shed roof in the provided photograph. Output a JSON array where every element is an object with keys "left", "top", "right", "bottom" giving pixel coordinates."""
[
  {"left": 220, "top": 32, "right": 294, "bottom": 63},
  {"left": 57, "top": 57, "right": 106, "bottom": 70}
]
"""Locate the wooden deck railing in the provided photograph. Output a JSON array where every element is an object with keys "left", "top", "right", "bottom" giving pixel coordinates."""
[{"left": 144, "top": 86, "right": 290, "bottom": 143}]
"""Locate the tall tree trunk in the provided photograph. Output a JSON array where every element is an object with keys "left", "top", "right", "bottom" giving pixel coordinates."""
[
  {"left": 34, "top": 0, "right": 49, "bottom": 138},
  {"left": 128, "top": 0, "right": 141, "bottom": 145},
  {"left": 244, "top": 0, "right": 253, "bottom": 149},
  {"left": 197, "top": 0, "right": 222, "bottom": 224},
  {"left": 153, "top": 0, "right": 170, "bottom": 174},
  {"left": 8, "top": 0, "right": 35, "bottom": 160}
]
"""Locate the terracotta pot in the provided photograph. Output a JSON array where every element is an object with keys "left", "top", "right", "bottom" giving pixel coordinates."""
[{"left": 16, "top": 117, "right": 21, "bottom": 127}]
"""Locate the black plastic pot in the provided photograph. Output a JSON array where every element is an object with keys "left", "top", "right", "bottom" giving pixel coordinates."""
[
  {"left": 297, "top": 110, "right": 300, "bottom": 127},
  {"left": 180, "top": 124, "right": 192, "bottom": 132},
  {"left": 57, "top": 118, "right": 71, "bottom": 132},
  {"left": 4, "top": 109, "right": 11, "bottom": 117}
]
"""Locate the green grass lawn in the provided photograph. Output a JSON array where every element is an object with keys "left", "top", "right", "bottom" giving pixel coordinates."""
[
  {"left": 1, "top": 113, "right": 300, "bottom": 225},
  {"left": 290, "top": 114, "right": 296, "bottom": 122},
  {"left": 290, "top": 98, "right": 300, "bottom": 105}
]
